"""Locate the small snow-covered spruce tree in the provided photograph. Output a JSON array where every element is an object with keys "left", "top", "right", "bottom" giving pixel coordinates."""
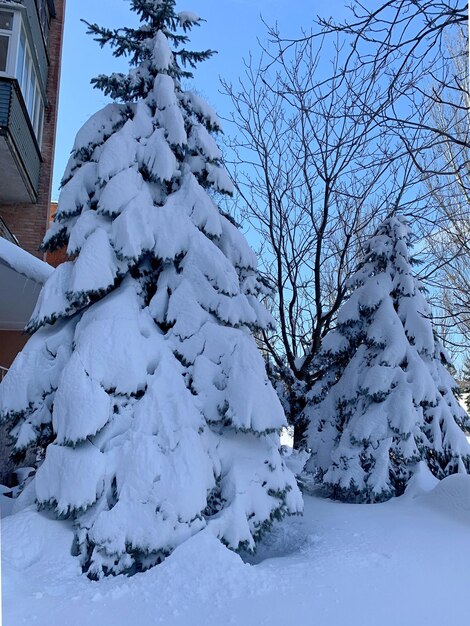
[
  {"left": 460, "top": 356, "right": 470, "bottom": 412},
  {"left": 0, "top": 0, "right": 302, "bottom": 578},
  {"left": 304, "top": 216, "right": 470, "bottom": 503},
  {"left": 461, "top": 357, "right": 470, "bottom": 387}
]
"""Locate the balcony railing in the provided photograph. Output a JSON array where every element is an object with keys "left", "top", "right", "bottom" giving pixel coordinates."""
[
  {"left": 0, "top": 216, "right": 19, "bottom": 245},
  {"left": 0, "top": 76, "right": 42, "bottom": 202}
]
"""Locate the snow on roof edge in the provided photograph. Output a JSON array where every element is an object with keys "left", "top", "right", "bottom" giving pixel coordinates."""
[{"left": 0, "top": 237, "right": 54, "bottom": 285}]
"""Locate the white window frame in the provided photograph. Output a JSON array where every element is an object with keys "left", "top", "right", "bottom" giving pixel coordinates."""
[{"left": 0, "top": 7, "right": 16, "bottom": 74}]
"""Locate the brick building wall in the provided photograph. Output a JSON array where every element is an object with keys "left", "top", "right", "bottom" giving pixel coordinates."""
[
  {"left": 45, "top": 200, "right": 68, "bottom": 266},
  {"left": 0, "top": 330, "right": 28, "bottom": 367},
  {"left": 1, "top": 0, "right": 66, "bottom": 258}
]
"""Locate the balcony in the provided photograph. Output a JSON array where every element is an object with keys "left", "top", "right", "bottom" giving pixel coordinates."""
[
  {"left": 0, "top": 76, "right": 42, "bottom": 203},
  {"left": 0, "top": 215, "right": 19, "bottom": 244}
]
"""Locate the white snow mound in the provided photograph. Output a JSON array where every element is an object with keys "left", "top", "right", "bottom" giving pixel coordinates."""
[
  {"left": 403, "top": 461, "right": 439, "bottom": 499},
  {"left": 2, "top": 507, "right": 76, "bottom": 571},
  {"left": 418, "top": 473, "right": 470, "bottom": 524}
]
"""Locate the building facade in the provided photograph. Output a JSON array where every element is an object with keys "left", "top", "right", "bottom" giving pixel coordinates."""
[
  {"left": 0, "top": 0, "right": 65, "bottom": 369},
  {"left": 0, "top": 1, "right": 65, "bottom": 485}
]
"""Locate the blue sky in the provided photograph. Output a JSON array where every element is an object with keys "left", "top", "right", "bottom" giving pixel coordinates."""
[{"left": 52, "top": 0, "right": 348, "bottom": 198}]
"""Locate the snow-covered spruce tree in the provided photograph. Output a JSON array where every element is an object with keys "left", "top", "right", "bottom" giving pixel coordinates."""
[
  {"left": 0, "top": 0, "right": 302, "bottom": 578},
  {"left": 460, "top": 356, "right": 470, "bottom": 412},
  {"left": 304, "top": 216, "right": 470, "bottom": 503},
  {"left": 461, "top": 357, "right": 470, "bottom": 387}
]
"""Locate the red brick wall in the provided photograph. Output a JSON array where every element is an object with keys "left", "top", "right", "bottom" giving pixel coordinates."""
[
  {"left": 45, "top": 200, "right": 68, "bottom": 266},
  {"left": 0, "top": 330, "right": 28, "bottom": 368},
  {"left": 46, "top": 243, "right": 68, "bottom": 266},
  {"left": 1, "top": 0, "right": 66, "bottom": 259}
]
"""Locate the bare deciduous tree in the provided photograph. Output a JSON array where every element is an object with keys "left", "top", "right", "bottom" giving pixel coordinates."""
[
  {"left": 419, "top": 26, "right": 470, "bottom": 355},
  {"left": 223, "top": 35, "right": 424, "bottom": 444}
]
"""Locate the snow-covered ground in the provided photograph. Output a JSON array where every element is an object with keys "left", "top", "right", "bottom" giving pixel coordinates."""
[{"left": 3, "top": 472, "right": 470, "bottom": 626}]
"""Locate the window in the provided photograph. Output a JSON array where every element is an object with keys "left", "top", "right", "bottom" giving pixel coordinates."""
[
  {"left": 35, "top": 0, "right": 52, "bottom": 46},
  {"left": 0, "top": 10, "right": 13, "bottom": 31},
  {"left": 22, "top": 46, "right": 31, "bottom": 94},
  {"left": 0, "top": 35, "right": 8, "bottom": 72},
  {"left": 16, "top": 28, "right": 25, "bottom": 84},
  {"left": 16, "top": 29, "right": 45, "bottom": 144},
  {"left": 36, "top": 97, "right": 44, "bottom": 146},
  {"left": 0, "top": 10, "right": 13, "bottom": 72}
]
